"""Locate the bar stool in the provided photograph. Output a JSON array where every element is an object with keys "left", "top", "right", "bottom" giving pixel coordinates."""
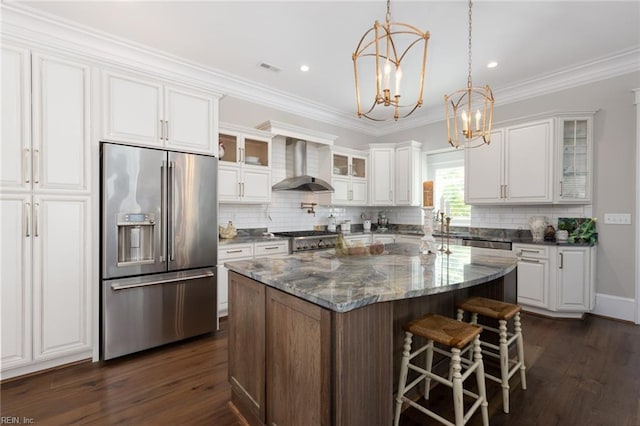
[
  {"left": 393, "top": 313, "right": 489, "bottom": 426},
  {"left": 456, "top": 297, "right": 527, "bottom": 414}
]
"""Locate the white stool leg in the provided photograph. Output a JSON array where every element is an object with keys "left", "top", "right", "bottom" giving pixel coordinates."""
[
  {"left": 473, "top": 335, "right": 489, "bottom": 426},
  {"left": 424, "top": 340, "right": 434, "bottom": 399},
  {"left": 514, "top": 312, "right": 527, "bottom": 390},
  {"left": 394, "top": 332, "right": 413, "bottom": 426},
  {"left": 451, "top": 348, "right": 464, "bottom": 426},
  {"left": 499, "top": 319, "right": 510, "bottom": 413},
  {"left": 456, "top": 308, "right": 464, "bottom": 321}
]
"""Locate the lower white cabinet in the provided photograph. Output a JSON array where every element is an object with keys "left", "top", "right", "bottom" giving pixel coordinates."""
[
  {"left": 1, "top": 194, "right": 92, "bottom": 379},
  {"left": 217, "top": 240, "right": 288, "bottom": 322},
  {"left": 343, "top": 234, "right": 372, "bottom": 246},
  {"left": 513, "top": 245, "right": 550, "bottom": 308},
  {"left": 395, "top": 235, "right": 420, "bottom": 243},
  {"left": 513, "top": 243, "right": 595, "bottom": 318},
  {"left": 371, "top": 234, "right": 396, "bottom": 245}
]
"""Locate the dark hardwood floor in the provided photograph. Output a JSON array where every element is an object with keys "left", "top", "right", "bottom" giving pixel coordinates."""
[{"left": 1, "top": 314, "right": 639, "bottom": 425}]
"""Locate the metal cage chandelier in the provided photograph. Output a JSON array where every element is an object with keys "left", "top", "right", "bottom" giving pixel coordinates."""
[
  {"left": 352, "top": 0, "right": 430, "bottom": 121},
  {"left": 444, "top": 0, "right": 494, "bottom": 148}
]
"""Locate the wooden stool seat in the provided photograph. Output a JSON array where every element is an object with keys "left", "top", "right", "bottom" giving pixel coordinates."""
[
  {"left": 457, "top": 296, "right": 521, "bottom": 320},
  {"left": 457, "top": 297, "right": 527, "bottom": 414},
  {"left": 404, "top": 313, "right": 482, "bottom": 349},
  {"left": 394, "top": 313, "right": 489, "bottom": 426}
]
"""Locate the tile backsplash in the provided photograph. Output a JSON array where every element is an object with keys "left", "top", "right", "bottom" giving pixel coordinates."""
[
  {"left": 470, "top": 205, "right": 593, "bottom": 229},
  {"left": 219, "top": 202, "right": 593, "bottom": 233}
]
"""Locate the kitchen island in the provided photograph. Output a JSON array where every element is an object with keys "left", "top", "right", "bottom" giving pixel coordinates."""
[{"left": 224, "top": 244, "right": 517, "bottom": 426}]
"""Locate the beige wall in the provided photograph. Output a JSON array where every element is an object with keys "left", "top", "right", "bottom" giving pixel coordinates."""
[
  {"left": 388, "top": 72, "right": 640, "bottom": 299},
  {"left": 219, "top": 72, "right": 640, "bottom": 300}
]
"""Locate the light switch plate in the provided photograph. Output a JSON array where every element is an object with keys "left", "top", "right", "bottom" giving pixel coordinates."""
[{"left": 604, "top": 213, "right": 631, "bottom": 225}]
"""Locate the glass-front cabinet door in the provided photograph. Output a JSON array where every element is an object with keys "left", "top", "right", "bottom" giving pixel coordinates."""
[
  {"left": 218, "top": 130, "right": 270, "bottom": 168},
  {"left": 557, "top": 116, "right": 592, "bottom": 203},
  {"left": 332, "top": 153, "right": 366, "bottom": 179}
]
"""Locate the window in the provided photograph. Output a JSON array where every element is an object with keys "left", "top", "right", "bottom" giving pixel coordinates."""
[{"left": 425, "top": 149, "right": 470, "bottom": 226}]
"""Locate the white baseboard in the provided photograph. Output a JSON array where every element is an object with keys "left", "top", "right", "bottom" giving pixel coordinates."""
[{"left": 592, "top": 293, "right": 636, "bottom": 322}]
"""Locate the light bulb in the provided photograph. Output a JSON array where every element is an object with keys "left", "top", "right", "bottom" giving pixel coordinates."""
[{"left": 395, "top": 66, "right": 402, "bottom": 97}]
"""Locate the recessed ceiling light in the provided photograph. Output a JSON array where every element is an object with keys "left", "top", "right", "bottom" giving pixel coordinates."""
[
  {"left": 487, "top": 61, "right": 498, "bottom": 69},
  {"left": 300, "top": 64, "right": 310, "bottom": 72}
]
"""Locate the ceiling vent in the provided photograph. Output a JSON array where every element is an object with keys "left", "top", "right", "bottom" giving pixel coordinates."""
[{"left": 258, "top": 61, "right": 282, "bottom": 73}]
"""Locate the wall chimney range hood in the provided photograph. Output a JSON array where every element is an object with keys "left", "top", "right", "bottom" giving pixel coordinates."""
[
  {"left": 256, "top": 120, "right": 337, "bottom": 193},
  {"left": 272, "top": 139, "right": 334, "bottom": 193}
]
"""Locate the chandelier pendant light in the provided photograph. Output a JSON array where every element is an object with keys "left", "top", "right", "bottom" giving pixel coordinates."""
[
  {"left": 352, "top": 0, "right": 430, "bottom": 121},
  {"left": 444, "top": 0, "right": 494, "bottom": 148}
]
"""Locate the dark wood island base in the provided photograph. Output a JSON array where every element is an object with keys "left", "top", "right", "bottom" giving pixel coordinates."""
[{"left": 228, "top": 269, "right": 516, "bottom": 426}]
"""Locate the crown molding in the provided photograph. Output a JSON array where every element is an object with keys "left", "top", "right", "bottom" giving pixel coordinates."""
[
  {"left": 256, "top": 120, "right": 337, "bottom": 145},
  {"left": 2, "top": 4, "right": 639, "bottom": 139}
]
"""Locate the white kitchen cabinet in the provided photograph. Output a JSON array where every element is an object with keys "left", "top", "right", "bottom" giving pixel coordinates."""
[
  {"left": 513, "top": 243, "right": 595, "bottom": 318},
  {"left": 556, "top": 246, "right": 594, "bottom": 312},
  {"left": 394, "top": 141, "right": 422, "bottom": 206},
  {"left": 318, "top": 146, "right": 368, "bottom": 206},
  {"left": 513, "top": 244, "right": 550, "bottom": 309},
  {"left": 102, "top": 70, "right": 218, "bottom": 154},
  {"left": 1, "top": 45, "right": 31, "bottom": 192},
  {"left": 369, "top": 142, "right": 422, "bottom": 207},
  {"left": 1, "top": 194, "right": 32, "bottom": 370},
  {"left": 395, "top": 235, "right": 421, "bottom": 243},
  {"left": 218, "top": 124, "right": 272, "bottom": 204},
  {"left": 344, "top": 234, "right": 373, "bottom": 246},
  {"left": 217, "top": 240, "right": 288, "bottom": 322},
  {"left": 368, "top": 145, "right": 395, "bottom": 206},
  {"left": 218, "top": 244, "right": 254, "bottom": 321},
  {"left": 555, "top": 115, "right": 593, "bottom": 203},
  {"left": 466, "top": 119, "right": 554, "bottom": 204},
  {"left": 1, "top": 47, "right": 93, "bottom": 380},
  {"left": 372, "top": 234, "right": 396, "bottom": 244}
]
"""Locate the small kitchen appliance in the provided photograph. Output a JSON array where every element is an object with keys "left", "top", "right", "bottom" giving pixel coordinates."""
[{"left": 377, "top": 211, "right": 389, "bottom": 231}]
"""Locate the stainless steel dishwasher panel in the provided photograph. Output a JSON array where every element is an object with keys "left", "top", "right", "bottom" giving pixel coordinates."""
[{"left": 101, "top": 268, "right": 216, "bottom": 360}]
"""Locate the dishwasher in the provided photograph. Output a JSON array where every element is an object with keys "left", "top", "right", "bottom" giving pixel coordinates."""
[{"left": 461, "top": 238, "right": 512, "bottom": 251}]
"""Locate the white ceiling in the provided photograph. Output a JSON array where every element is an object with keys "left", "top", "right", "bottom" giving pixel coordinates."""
[{"left": 10, "top": 1, "right": 640, "bottom": 133}]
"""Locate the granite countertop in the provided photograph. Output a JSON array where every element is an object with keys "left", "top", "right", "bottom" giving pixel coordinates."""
[
  {"left": 218, "top": 235, "right": 288, "bottom": 246},
  {"left": 224, "top": 243, "right": 517, "bottom": 313}
]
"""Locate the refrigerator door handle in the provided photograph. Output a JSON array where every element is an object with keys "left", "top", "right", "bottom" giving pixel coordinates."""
[
  {"left": 110, "top": 271, "right": 215, "bottom": 291},
  {"left": 160, "top": 161, "right": 168, "bottom": 262},
  {"left": 169, "top": 160, "right": 176, "bottom": 261}
]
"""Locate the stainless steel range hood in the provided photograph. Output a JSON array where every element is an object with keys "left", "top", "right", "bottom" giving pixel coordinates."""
[{"left": 272, "top": 139, "right": 334, "bottom": 193}]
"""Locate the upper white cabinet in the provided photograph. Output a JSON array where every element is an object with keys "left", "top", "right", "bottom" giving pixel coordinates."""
[
  {"left": 555, "top": 115, "right": 593, "bottom": 203},
  {"left": 1, "top": 45, "right": 93, "bottom": 379},
  {"left": 218, "top": 123, "right": 272, "bottom": 204},
  {"left": 394, "top": 141, "right": 422, "bottom": 206},
  {"left": 102, "top": 70, "right": 219, "bottom": 154},
  {"left": 318, "top": 146, "right": 368, "bottom": 205},
  {"left": 466, "top": 119, "right": 554, "bottom": 204},
  {"left": 1, "top": 45, "right": 31, "bottom": 192},
  {"left": 2, "top": 49, "right": 90, "bottom": 194},
  {"left": 369, "top": 142, "right": 422, "bottom": 206},
  {"left": 369, "top": 145, "right": 395, "bottom": 206}
]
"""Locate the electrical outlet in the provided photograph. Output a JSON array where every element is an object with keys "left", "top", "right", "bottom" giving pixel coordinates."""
[{"left": 604, "top": 213, "right": 631, "bottom": 225}]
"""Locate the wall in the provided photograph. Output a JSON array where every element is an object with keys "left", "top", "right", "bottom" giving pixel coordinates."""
[{"left": 378, "top": 72, "right": 640, "bottom": 300}]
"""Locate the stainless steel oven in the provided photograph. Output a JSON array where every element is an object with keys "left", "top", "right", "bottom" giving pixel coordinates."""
[{"left": 272, "top": 230, "right": 339, "bottom": 253}]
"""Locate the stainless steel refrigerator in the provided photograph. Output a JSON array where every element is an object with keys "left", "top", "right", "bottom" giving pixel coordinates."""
[{"left": 100, "top": 142, "right": 217, "bottom": 360}]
